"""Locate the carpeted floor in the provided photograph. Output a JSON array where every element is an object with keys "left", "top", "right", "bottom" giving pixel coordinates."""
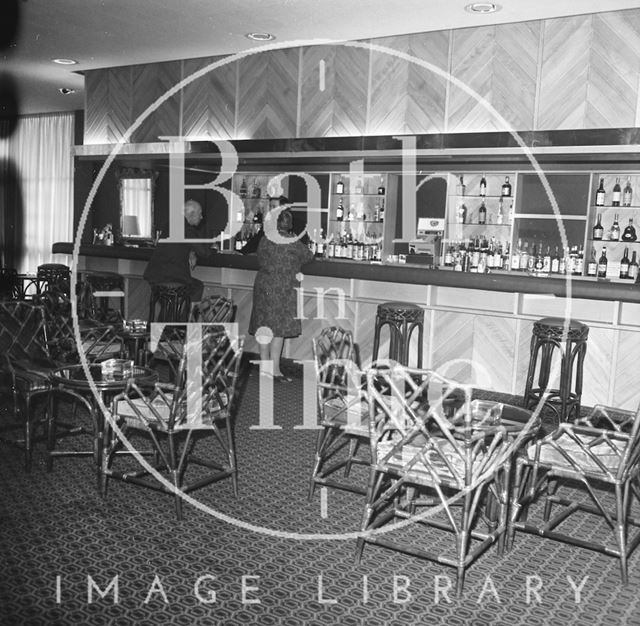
[{"left": 1, "top": 362, "right": 639, "bottom": 626}]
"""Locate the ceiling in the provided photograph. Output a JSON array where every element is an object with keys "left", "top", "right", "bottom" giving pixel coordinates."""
[{"left": 4, "top": 0, "right": 640, "bottom": 115}]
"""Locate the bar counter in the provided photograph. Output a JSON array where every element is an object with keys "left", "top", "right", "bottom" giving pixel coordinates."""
[{"left": 53, "top": 242, "right": 640, "bottom": 411}]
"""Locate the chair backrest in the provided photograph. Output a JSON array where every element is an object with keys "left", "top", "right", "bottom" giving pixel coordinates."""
[
  {"left": 0, "top": 268, "right": 19, "bottom": 300},
  {"left": 189, "top": 295, "right": 235, "bottom": 323},
  {"left": 366, "top": 365, "right": 535, "bottom": 489},
  {"left": 122, "top": 325, "right": 244, "bottom": 430},
  {"left": 149, "top": 283, "right": 191, "bottom": 323},
  {"left": 0, "top": 300, "right": 50, "bottom": 363},
  {"left": 37, "top": 263, "right": 71, "bottom": 297}
]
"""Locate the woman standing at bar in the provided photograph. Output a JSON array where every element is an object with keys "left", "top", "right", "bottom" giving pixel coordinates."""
[{"left": 249, "top": 207, "right": 313, "bottom": 381}]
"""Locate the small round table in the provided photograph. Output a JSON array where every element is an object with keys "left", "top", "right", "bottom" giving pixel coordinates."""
[{"left": 47, "top": 361, "right": 158, "bottom": 483}]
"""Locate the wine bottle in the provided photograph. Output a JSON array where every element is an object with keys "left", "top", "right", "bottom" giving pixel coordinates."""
[
  {"left": 586, "top": 248, "right": 598, "bottom": 277},
  {"left": 336, "top": 178, "right": 344, "bottom": 194},
  {"left": 622, "top": 218, "right": 637, "bottom": 242},
  {"left": 496, "top": 197, "right": 504, "bottom": 224},
  {"left": 610, "top": 214, "right": 621, "bottom": 241},
  {"left": 520, "top": 241, "right": 529, "bottom": 271},
  {"left": 510, "top": 239, "right": 521, "bottom": 271},
  {"left": 543, "top": 246, "right": 552, "bottom": 273},
  {"left": 316, "top": 229, "right": 325, "bottom": 258},
  {"left": 623, "top": 177, "right": 633, "bottom": 207},
  {"left": 612, "top": 177, "right": 622, "bottom": 207},
  {"left": 378, "top": 199, "right": 385, "bottom": 222},
  {"left": 336, "top": 198, "right": 344, "bottom": 222},
  {"left": 597, "top": 246, "right": 608, "bottom": 278},
  {"left": 629, "top": 251, "right": 639, "bottom": 281},
  {"left": 239, "top": 177, "right": 248, "bottom": 199},
  {"left": 457, "top": 175, "right": 466, "bottom": 196},
  {"left": 595, "top": 178, "right": 606, "bottom": 207},
  {"left": 479, "top": 174, "right": 487, "bottom": 197},
  {"left": 592, "top": 213, "right": 604, "bottom": 240},
  {"left": 457, "top": 203, "right": 467, "bottom": 224},
  {"left": 620, "top": 247, "right": 630, "bottom": 279},
  {"left": 478, "top": 201, "right": 487, "bottom": 225},
  {"left": 551, "top": 246, "right": 560, "bottom": 274},
  {"left": 377, "top": 176, "right": 385, "bottom": 195},
  {"left": 501, "top": 176, "right": 512, "bottom": 197},
  {"left": 574, "top": 246, "right": 584, "bottom": 276}
]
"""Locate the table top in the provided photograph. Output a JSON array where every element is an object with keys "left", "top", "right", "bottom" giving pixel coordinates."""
[{"left": 51, "top": 361, "right": 157, "bottom": 390}]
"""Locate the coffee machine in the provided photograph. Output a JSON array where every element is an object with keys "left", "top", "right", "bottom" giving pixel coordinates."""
[{"left": 408, "top": 218, "right": 444, "bottom": 266}]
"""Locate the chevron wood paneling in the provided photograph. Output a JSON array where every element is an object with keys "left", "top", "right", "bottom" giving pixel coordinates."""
[
  {"left": 432, "top": 310, "right": 474, "bottom": 382},
  {"left": 584, "top": 11, "right": 640, "bottom": 128},
  {"left": 84, "top": 71, "right": 110, "bottom": 144},
  {"left": 537, "top": 15, "right": 592, "bottom": 130},
  {"left": 131, "top": 61, "right": 181, "bottom": 143},
  {"left": 449, "top": 22, "right": 539, "bottom": 133},
  {"left": 614, "top": 329, "right": 640, "bottom": 411},
  {"left": 105, "top": 67, "right": 133, "bottom": 143},
  {"left": 182, "top": 56, "right": 237, "bottom": 140},
  {"left": 236, "top": 49, "right": 299, "bottom": 139},
  {"left": 470, "top": 315, "right": 517, "bottom": 391},
  {"left": 368, "top": 32, "right": 449, "bottom": 135},
  {"left": 581, "top": 325, "right": 615, "bottom": 408},
  {"left": 299, "top": 45, "right": 369, "bottom": 138}
]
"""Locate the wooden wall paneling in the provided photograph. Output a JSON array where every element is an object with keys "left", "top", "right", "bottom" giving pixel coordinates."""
[
  {"left": 432, "top": 309, "right": 474, "bottom": 382},
  {"left": 585, "top": 11, "right": 640, "bottom": 128},
  {"left": 537, "top": 14, "right": 592, "bottom": 130},
  {"left": 299, "top": 45, "right": 369, "bottom": 138},
  {"left": 131, "top": 61, "right": 182, "bottom": 144},
  {"left": 368, "top": 32, "right": 449, "bottom": 135},
  {"left": 236, "top": 49, "right": 299, "bottom": 139},
  {"left": 613, "top": 329, "right": 640, "bottom": 411},
  {"left": 581, "top": 325, "right": 615, "bottom": 408},
  {"left": 105, "top": 67, "right": 133, "bottom": 143},
  {"left": 84, "top": 71, "right": 110, "bottom": 144},
  {"left": 449, "top": 22, "right": 539, "bottom": 133},
  {"left": 182, "top": 56, "right": 237, "bottom": 140},
  {"left": 470, "top": 314, "right": 517, "bottom": 391}
]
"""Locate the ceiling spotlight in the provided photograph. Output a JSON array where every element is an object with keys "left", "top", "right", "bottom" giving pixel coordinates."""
[
  {"left": 245, "top": 32, "right": 275, "bottom": 41},
  {"left": 58, "top": 88, "right": 76, "bottom": 95},
  {"left": 52, "top": 58, "right": 78, "bottom": 65},
  {"left": 464, "top": 3, "right": 501, "bottom": 13}
]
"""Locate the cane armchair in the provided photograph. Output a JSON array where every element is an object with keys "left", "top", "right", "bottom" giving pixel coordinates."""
[
  {"left": 356, "top": 365, "right": 540, "bottom": 595},
  {"left": 508, "top": 403, "right": 640, "bottom": 582},
  {"left": 309, "top": 326, "right": 368, "bottom": 499},
  {"left": 102, "top": 325, "right": 244, "bottom": 519}
]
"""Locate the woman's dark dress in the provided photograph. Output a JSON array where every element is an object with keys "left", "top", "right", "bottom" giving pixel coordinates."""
[{"left": 249, "top": 234, "right": 314, "bottom": 337}]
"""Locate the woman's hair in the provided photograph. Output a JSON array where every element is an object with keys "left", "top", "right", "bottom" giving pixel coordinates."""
[{"left": 277, "top": 209, "right": 293, "bottom": 233}]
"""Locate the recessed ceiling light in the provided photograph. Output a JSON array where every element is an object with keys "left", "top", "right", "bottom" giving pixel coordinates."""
[
  {"left": 245, "top": 32, "right": 275, "bottom": 41},
  {"left": 464, "top": 3, "right": 501, "bottom": 13},
  {"left": 52, "top": 58, "right": 78, "bottom": 65},
  {"left": 58, "top": 88, "right": 76, "bottom": 95}
]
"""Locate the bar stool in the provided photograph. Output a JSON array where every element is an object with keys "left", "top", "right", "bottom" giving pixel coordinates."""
[
  {"left": 372, "top": 301, "right": 424, "bottom": 367},
  {"left": 523, "top": 317, "right": 589, "bottom": 424},
  {"left": 83, "top": 271, "right": 125, "bottom": 322},
  {"left": 148, "top": 283, "right": 191, "bottom": 323},
  {"left": 37, "top": 263, "right": 70, "bottom": 297}
]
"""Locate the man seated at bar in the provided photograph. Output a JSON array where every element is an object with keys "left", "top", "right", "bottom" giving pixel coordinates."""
[{"left": 143, "top": 199, "right": 214, "bottom": 303}]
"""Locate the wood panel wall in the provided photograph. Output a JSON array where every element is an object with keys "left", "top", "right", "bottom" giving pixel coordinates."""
[{"left": 84, "top": 8, "right": 640, "bottom": 144}]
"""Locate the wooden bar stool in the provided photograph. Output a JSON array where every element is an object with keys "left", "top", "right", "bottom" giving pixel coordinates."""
[
  {"left": 148, "top": 283, "right": 191, "bottom": 323},
  {"left": 523, "top": 317, "right": 589, "bottom": 424},
  {"left": 371, "top": 301, "right": 424, "bottom": 367}
]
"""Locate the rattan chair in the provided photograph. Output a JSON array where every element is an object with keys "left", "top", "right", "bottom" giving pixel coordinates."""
[
  {"left": 508, "top": 404, "right": 640, "bottom": 582},
  {"left": 309, "top": 326, "right": 368, "bottom": 499},
  {"left": 356, "top": 365, "right": 540, "bottom": 595},
  {"left": 102, "top": 325, "right": 244, "bottom": 519}
]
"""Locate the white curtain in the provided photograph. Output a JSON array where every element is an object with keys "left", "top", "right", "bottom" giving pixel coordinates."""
[{"left": 0, "top": 112, "right": 74, "bottom": 273}]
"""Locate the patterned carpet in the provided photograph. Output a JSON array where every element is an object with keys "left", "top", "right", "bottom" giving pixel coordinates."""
[{"left": 1, "top": 362, "right": 639, "bottom": 626}]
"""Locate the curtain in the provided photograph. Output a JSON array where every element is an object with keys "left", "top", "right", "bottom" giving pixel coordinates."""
[{"left": 0, "top": 112, "right": 74, "bottom": 273}]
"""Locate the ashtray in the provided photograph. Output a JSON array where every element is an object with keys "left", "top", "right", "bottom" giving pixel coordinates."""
[{"left": 469, "top": 400, "right": 503, "bottom": 425}]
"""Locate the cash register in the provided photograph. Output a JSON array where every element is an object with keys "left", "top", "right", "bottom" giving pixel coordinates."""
[{"left": 408, "top": 218, "right": 444, "bottom": 266}]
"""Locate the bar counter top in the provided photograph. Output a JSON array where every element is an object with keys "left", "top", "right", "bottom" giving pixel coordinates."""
[{"left": 52, "top": 242, "right": 640, "bottom": 304}]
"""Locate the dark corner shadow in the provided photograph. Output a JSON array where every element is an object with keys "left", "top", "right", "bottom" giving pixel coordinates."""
[{"left": 0, "top": 157, "right": 24, "bottom": 270}]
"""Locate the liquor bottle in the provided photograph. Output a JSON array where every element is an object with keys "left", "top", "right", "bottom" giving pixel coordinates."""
[
  {"left": 622, "top": 218, "right": 637, "bottom": 242},
  {"left": 444, "top": 244, "right": 454, "bottom": 266},
  {"left": 501, "top": 176, "right": 512, "bottom": 197},
  {"left": 612, "top": 177, "right": 622, "bottom": 207},
  {"left": 316, "top": 229, "right": 325, "bottom": 258},
  {"left": 377, "top": 176, "right": 385, "bottom": 195},
  {"left": 347, "top": 204, "right": 356, "bottom": 222},
  {"left": 510, "top": 239, "right": 521, "bottom": 271},
  {"left": 623, "top": 177, "right": 633, "bottom": 207},
  {"left": 355, "top": 179, "right": 363, "bottom": 194},
  {"left": 479, "top": 174, "right": 487, "bottom": 197},
  {"left": 610, "top": 214, "right": 620, "bottom": 241},
  {"left": 597, "top": 246, "right": 608, "bottom": 278},
  {"left": 595, "top": 178, "right": 606, "bottom": 207},
  {"left": 239, "top": 177, "right": 248, "bottom": 199},
  {"left": 496, "top": 197, "right": 504, "bottom": 224},
  {"left": 478, "top": 201, "right": 487, "bottom": 225},
  {"left": 620, "top": 247, "right": 630, "bottom": 279},
  {"left": 592, "top": 213, "right": 604, "bottom": 240},
  {"left": 234, "top": 228, "right": 244, "bottom": 252},
  {"left": 373, "top": 204, "right": 380, "bottom": 222},
  {"left": 378, "top": 199, "right": 385, "bottom": 222},
  {"left": 457, "top": 203, "right": 467, "bottom": 224},
  {"left": 335, "top": 178, "right": 345, "bottom": 194},
  {"left": 575, "top": 246, "right": 584, "bottom": 275},
  {"left": 519, "top": 240, "right": 529, "bottom": 271},
  {"left": 551, "top": 246, "right": 560, "bottom": 274},
  {"left": 629, "top": 251, "right": 639, "bottom": 281},
  {"left": 543, "top": 246, "right": 551, "bottom": 273},
  {"left": 586, "top": 248, "right": 597, "bottom": 277},
  {"left": 336, "top": 198, "right": 344, "bottom": 222}
]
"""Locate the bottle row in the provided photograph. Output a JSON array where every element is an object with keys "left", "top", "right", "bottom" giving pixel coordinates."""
[
  {"left": 594, "top": 176, "right": 634, "bottom": 207},
  {"left": 333, "top": 197, "right": 385, "bottom": 223},
  {"left": 453, "top": 196, "right": 512, "bottom": 225},
  {"left": 320, "top": 232, "right": 383, "bottom": 261},
  {"left": 334, "top": 176, "right": 386, "bottom": 196},
  {"left": 592, "top": 213, "right": 637, "bottom": 241},
  {"left": 454, "top": 174, "right": 513, "bottom": 198},
  {"left": 587, "top": 245, "right": 638, "bottom": 280}
]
